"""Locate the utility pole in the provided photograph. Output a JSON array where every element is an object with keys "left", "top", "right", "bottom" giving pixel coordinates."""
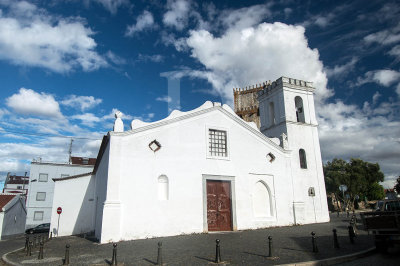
[{"left": 68, "top": 139, "right": 74, "bottom": 164}]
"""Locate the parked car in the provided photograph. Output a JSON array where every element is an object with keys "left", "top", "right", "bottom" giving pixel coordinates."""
[{"left": 25, "top": 223, "right": 50, "bottom": 234}]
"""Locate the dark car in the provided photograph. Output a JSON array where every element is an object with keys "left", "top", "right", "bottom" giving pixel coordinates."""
[{"left": 25, "top": 223, "right": 50, "bottom": 234}]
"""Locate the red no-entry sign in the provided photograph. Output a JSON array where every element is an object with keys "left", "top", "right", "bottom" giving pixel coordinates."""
[{"left": 57, "top": 207, "right": 62, "bottom": 214}]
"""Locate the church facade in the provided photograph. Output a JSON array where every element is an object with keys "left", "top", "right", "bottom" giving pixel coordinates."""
[{"left": 50, "top": 76, "right": 329, "bottom": 243}]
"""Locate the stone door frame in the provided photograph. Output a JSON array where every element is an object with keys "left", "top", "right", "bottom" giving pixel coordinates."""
[{"left": 202, "top": 174, "right": 237, "bottom": 232}]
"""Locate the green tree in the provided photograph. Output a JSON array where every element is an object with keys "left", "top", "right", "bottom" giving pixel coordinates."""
[
  {"left": 324, "top": 158, "right": 385, "bottom": 209},
  {"left": 395, "top": 176, "right": 400, "bottom": 194}
]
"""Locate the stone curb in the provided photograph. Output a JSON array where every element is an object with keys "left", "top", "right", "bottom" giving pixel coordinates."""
[
  {"left": 1, "top": 247, "right": 23, "bottom": 266},
  {"left": 277, "top": 247, "right": 376, "bottom": 266}
]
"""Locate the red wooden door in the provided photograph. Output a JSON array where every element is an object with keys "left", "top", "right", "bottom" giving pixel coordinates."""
[{"left": 207, "top": 180, "right": 232, "bottom": 231}]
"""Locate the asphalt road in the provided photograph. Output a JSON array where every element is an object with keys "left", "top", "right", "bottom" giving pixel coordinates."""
[{"left": 0, "top": 235, "right": 25, "bottom": 265}]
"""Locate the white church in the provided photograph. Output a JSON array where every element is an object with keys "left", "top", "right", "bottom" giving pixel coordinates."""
[{"left": 50, "top": 76, "right": 330, "bottom": 243}]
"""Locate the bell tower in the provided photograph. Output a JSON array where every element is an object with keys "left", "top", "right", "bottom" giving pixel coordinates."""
[{"left": 257, "top": 76, "right": 329, "bottom": 224}]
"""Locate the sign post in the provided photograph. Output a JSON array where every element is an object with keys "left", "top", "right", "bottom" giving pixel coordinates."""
[
  {"left": 57, "top": 207, "right": 62, "bottom": 236},
  {"left": 339, "top": 185, "right": 348, "bottom": 211},
  {"left": 339, "top": 184, "right": 347, "bottom": 199}
]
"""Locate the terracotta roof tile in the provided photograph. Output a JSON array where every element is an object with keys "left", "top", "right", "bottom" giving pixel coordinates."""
[{"left": 0, "top": 194, "right": 16, "bottom": 211}]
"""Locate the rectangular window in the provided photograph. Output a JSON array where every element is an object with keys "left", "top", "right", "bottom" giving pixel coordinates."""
[
  {"left": 36, "top": 192, "right": 46, "bottom": 201},
  {"left": 39, "top": 173, "right": 48, "bottom": 182},
  {"left": 209, "top": 129, "right": 228, "bottom": 157},
  {"left": 34, "top": 211, "right": 44, "bottom": 221}
]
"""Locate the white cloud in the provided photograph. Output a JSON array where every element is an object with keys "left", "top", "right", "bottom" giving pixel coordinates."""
[
  {"left": 6, "top": 88, "right": 63, "bottom": 118},
  {"left": 397, "top": 83, "right": 400, "bottom": 97},
  {"left": 160, "top": 32, "right": 188, "bottom": 52},
  {"left": 61, "top": 95, "right": 102, "bottom": 112},
  {"left": 91, "top": 0, "right": 130, "bottom": 14},
  {"left": 373, "top": 70, "right": 400, "bottom": 86},
  {"left": 126, "top": 10, "right": 155, "bottom": 36},
  {"left": 283, "top": 8, "right": 292, "bottom": 18},
  {"left": 388, "top": 45, "right": 400, "bottom": 59},
  {"left": 0, "top": 1, "right": 107, "bottom": 73},
  {"left": 325, "top": 57, "right": 358, "bottom": 78},
  {"left": 182, "top": 22, "right": 331, "bottom": 104},
  {"left": 300, "top": 5, "right": 348, "bottom": 29},
  {"left": 302, "top": 13, "right": 335, "bottom": 28},
  {"left": 0, "top": 108, "right": 10, "bottom": 118},
  {"left": 0, "top": 158, "right": 29, "bottom": 172},
  {"left": 137, "top": 54, "right": 164, "bottom": 63},
  {"left": 163, "top": 0, "right": 191, "bottom": 31},
  {"left": 156, "top": 95, "right": 172, "bottom": 103},
  {"left": 357, "top": 69, "right": 400, "bottom": 87},
  {"left": 218, "top": 4, "right": 271, "bottom": 31},
  {"left": 105, "top": 51, "right": 126, "bottom": 65},
  {"left": 364, "top": 23, "right": 400, "bottom": 45},
  {"left": 372, "top": 91, "right": 381, "bottom": 105},
  {"left": 70, "top": 113, "right": 101, "bottom": 127}
]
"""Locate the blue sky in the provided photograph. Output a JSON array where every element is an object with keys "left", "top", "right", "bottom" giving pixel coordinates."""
[{"left": 0, "top": 0, "right": 399, "bottom": 190}]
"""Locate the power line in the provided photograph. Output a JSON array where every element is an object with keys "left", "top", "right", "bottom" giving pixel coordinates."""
[{"left": 0, "top": 128, "right": 102, "bottom": 140}]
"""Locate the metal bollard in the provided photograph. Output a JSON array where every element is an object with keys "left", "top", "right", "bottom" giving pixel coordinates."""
[
  {"left": 33, "top": 235, "right": 37, "bottom": 248},
  {"left": 28, "top": 241, "right": 33, "bottom": 256},
  {"left": 337, "top": 210, "right": 340, "bottom": 217},
  {"left": 157, "top": 242, "right": 163, "bottom": 265},
  {"left": 348, "top": 226, "right": 355, "bottom": 244},
  {"left": 38, "top": 241, "right": 44, "bottom": 260},
  {"left": 111, "top": 243, "right": 117, "bottom": 266},
  {"left": 268, "top": 236, "right": 273, "bottom": 257},
  {"left": 333, "top": 229, "right": 340, "bottom": 249},
  {"left": 25, "top": 235, "right": 29, "bottom": 250},
  {"left": 50, "top": 232, "right": 52, "bottom": 240},
  {"left": 215, "top": 239, "right": 222, "bottom": 263},
  {"left": 311, "top": 232, "right": 318, "bottom": 253},
  {"left": 26, "top": 241, "right": 32, "bottom": 256},
  {"left": 352, "top": 214, "right": 357, "bottom": 226},
  {"left": 347, "top": 211, "right": 349, "bottom": 217},
  {"left": 63, "top": 244, "right": 70, "bottom": 265}
]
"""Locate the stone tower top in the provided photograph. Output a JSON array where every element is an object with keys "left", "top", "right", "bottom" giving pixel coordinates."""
[
  {"left": 257, "top": 77, "right": 314, "bottom": 99},
  {"left": 233, "top": 81, "right": 274, "bottom": 128},
  {"left": 233, "top": 77, "right": 315, "bottom": 129}
]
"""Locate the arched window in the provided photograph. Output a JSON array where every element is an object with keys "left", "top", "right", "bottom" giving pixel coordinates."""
[
  {"left": 252, "top": 181, "right": 273, "bottom": 217},
  {"left": 295, "top": 96, "right": 305, "bottom": 123},
  {"left": 299, "top": 149, "right": 307, "bottom": 169},
  {"left": 269, "top": 102, "right": 275, "bottom": 126},
  {"left": 158, "top": 175, "right": 169, "bottom": 200}
]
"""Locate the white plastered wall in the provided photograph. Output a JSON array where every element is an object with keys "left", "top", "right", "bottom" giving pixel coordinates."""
[
  {"left": 283, "top": 88, "right": 329, "bottom": 223},
  {"left": 0, "top": 196, "right": 27, "bottom": 239},
  {"left": 99, "top": 108, "right": 297, "bottom": 243},
  {"left": 50, "top": 175, "right": 96, "bottom": 237},
  {"left": 27, "top": 163, "right": 94, "bottom": 229}
]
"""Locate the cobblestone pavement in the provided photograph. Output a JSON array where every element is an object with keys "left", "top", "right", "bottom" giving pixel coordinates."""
[{"left": 3, "top": 213, "right": 375, "bottom": 265}]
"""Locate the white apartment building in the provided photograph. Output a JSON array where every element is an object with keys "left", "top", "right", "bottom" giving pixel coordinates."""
[
  {"left": 25, "top": 157, "right": 95, "bottom": 229},
  {"left": 2, "top": 173, "right": 29, "bottom": 195}
]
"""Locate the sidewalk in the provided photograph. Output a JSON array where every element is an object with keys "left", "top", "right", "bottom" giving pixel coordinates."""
[{"left": 3, "top": 213, "right": 374, "bottom": 265}]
